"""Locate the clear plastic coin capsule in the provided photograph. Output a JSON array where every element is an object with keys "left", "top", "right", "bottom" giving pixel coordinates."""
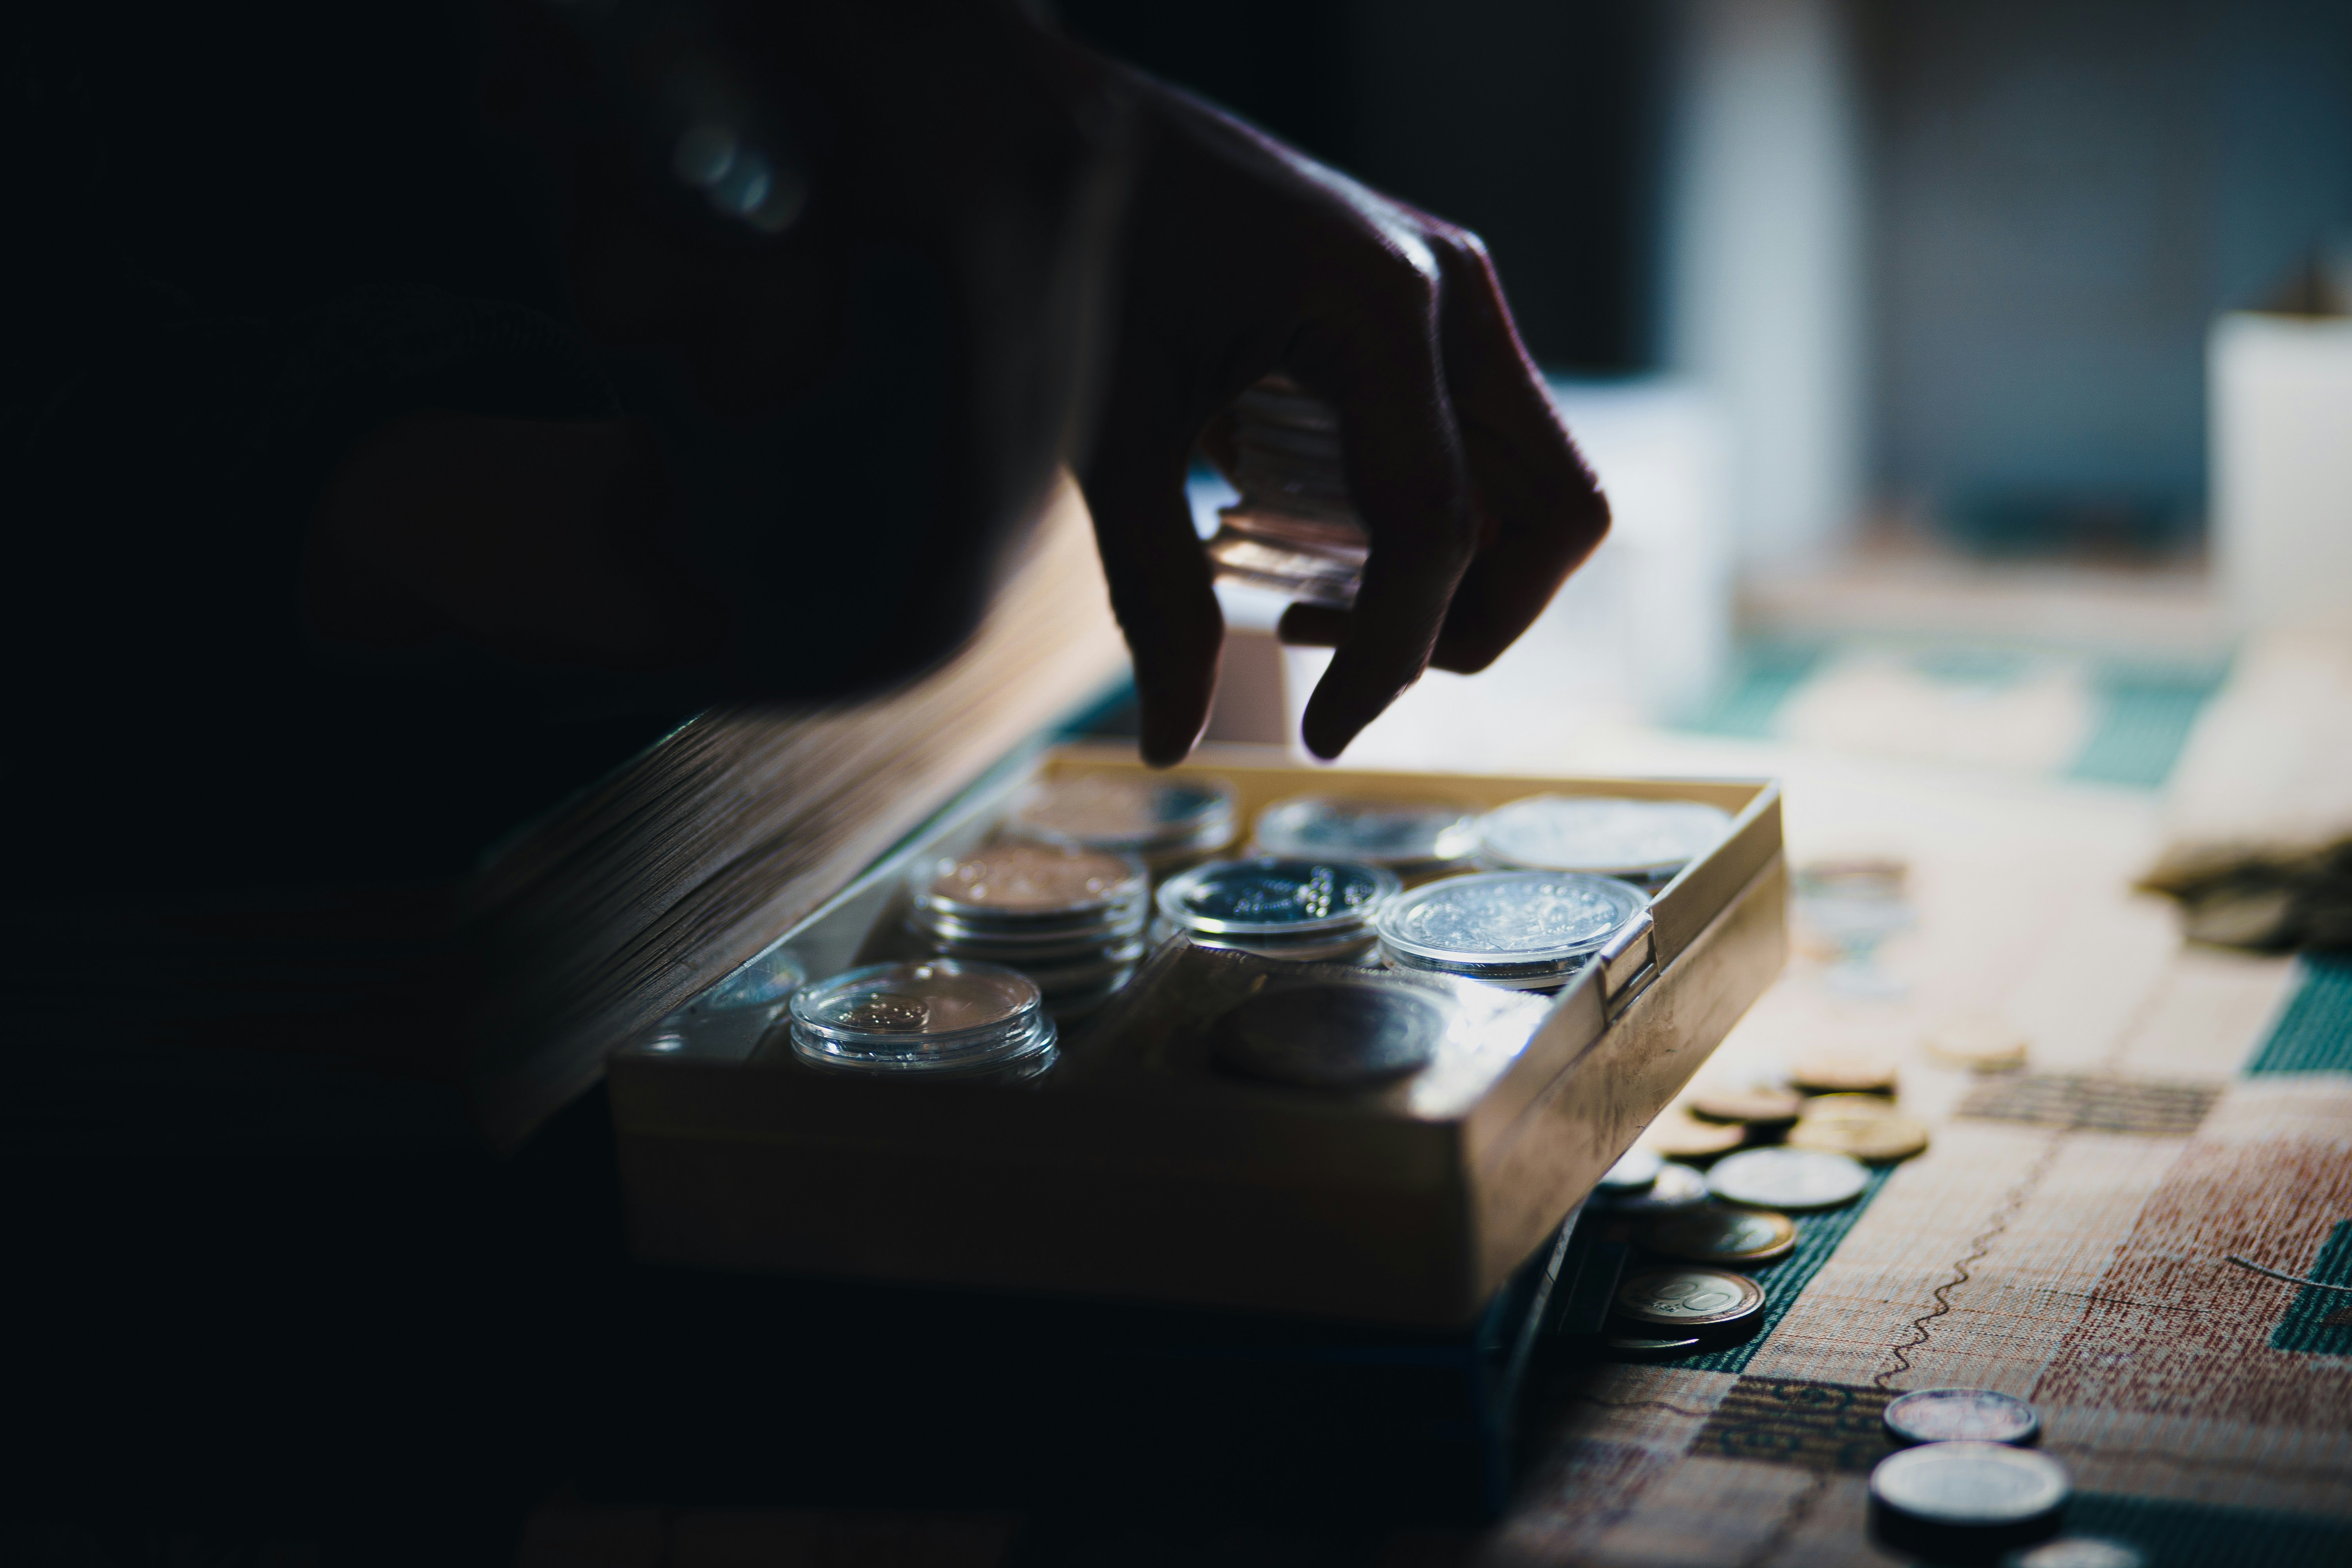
[
  {"left": 1475, "top": 794, "right": 1732, "bottom": 885},
  {"left": 1250, "top": 795, "right": 1480, "bottom": 875},
  {"left": 1155, "top": 856, "right": 1401, "bottom": 962},
  {"left": 1010, "top": 772, "right": 1239, "bottom": 871},
  {"left": 1375, "top": 869, "right": 1647, "bottom": 991},
  {"left": 905, "top": 842, "right": 1149, "bottom": 1015},
  {"left": 786, "top": 960, "right": 1056, "bottom": 1077}
]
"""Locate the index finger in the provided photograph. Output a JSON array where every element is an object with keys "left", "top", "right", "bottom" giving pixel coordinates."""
[{"left": 1287, "top": 261, "right": 1477, "bottom": 759}]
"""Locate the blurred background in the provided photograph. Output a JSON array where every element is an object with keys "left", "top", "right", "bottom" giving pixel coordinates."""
[{"left": 1061, "top": 0, "right": 2352, "bottom": 795}]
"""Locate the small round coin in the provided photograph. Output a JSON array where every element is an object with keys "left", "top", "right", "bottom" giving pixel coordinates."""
[
  {"left": 1638, "top": 1205, "right": 1799, "bottom": 1265},
  {"left": 1214, "top": 981, "right": 1450, "bottom": 1089},
  {"left": 1927, "top": 1013, "right": 2031, "bottom": 1072},
  {"left": 1641, "top": 1108, "right": 1749, "bottom": 1161},
  {"left": 1605, "top": 1334, "right": 1702, "bottom": 1361},
  {"left": 1613, "top": 1266, "right": 1766, "bottom": 1329},
  {"left": 1597, "top": 1146, "right": 1665, "bottom": 1194},
  {"left": 1708, "top": 1147, "right": 1871, "bottom": 1211},
  {"left": 1604, "top": 1161, "right": 1711, "bottom": 1215},
  {"left": 1689, "top": 1084, "right": 1805, "bottom": 1127},
  {"left": 1790, "top": 1107, "right": 1931, "bottom": 1164},
  {"left": 1884, "top": 1387, "right": 2041, "bottom": 1447},
  {"left": 2002, "top": 1539, "right": 2146, "bottom": 1568},
  {"left": 1869, "top": 1442, "right": 2071, "bottom": 1528},
  {"left": 1791, "top": 1050, "right": 1899, "bottom": 1095}
]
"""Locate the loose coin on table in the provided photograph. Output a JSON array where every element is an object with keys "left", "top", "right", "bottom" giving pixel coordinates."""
[
  {"left": 1605, "top": 1161, "right": 1711, "bottom": 1216},
  {"left": 1791, "top": 1050, "right": 1899, "bottom": 1096},
  {"left": 1606, "top": 1335, "right": 1702, "bottom": 1361},
  {"left": 1641, "top": 1108, "right": 1748, "bottom": 1161},
  {"left": 1597, "top": 1146, "right": 1665, "bottom": 1194},
  {"left": 2002, "top": 1539, "right": 2146, "bottom": 1568},
  {"left": 1884, "top": 1387, "right": 2041, "bottom": 1446},
  {"left": 1869, "top": 1441, "right": 2071, "bottom": 1529},
  {"left": 1927, "top": 1013, "right": 2031, "bottom": 1072},
  {"left": 1790, "top": 1103, "right": 1931, "bottom": 1164},
  {"left": 1637, "top": 1205, "right": 1798, "bottom": 1266},
  {"left": 1613, "top": 1266, "right": 1767, "bottom": 1331},
  {"left": 1708, "top": 1147, "right": 1871, "bottom": 1211},
  {"left": 1689, "top": 1083, "right": 1804, "bottom": 1128}
]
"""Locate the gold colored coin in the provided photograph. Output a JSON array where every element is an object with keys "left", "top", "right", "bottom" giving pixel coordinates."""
[
  {"left": 1790, "top": 1051, "right": 1899, "bottom": 1096},
  {"left": 1802, "top": 1092, "right": 1903, "bottom": 1119},
  {"left": 1789, "top": 1108, "right": 1929, "bottom": 1163},
  {"left": 1924, "top": 1014, "right": 2029, "bottom": 1072},
  {"left": 1637, "top": 1204, "right": 1799, "bottom": 1265},
  {"left": 1689, "top": 1084, "right": 1805, "bottom": 1127},
  {"left": 1641, "top": 1108, "right": 1748, "bottom": 1161}
]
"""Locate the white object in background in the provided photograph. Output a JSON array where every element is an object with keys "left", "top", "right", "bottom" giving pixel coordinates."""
[
  {"left": 1661, "top": 0, "right": 1866, "bottom": 577},
  {"left": 2211, "top": 312, "right": 2352, "bottom": 636}
]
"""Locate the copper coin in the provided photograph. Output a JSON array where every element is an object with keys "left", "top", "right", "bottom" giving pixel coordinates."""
[
  {"left": 1641, "top": 1108, "right": 1748, "bottom": 1161},
  {"left": 1926, "top": 1014, "right": 2030, "bottom": 1072},
  {"left": 1790, "top": 1107, "right": 1930, "bottom": 1163},
  {"left": 1689, "top": 1084, "right": 1805, "bottom": 1126},
  {"left": 1637, "top": 1205, "right": 1799, "bottom": 1265},
  {"left": 1791, "top": 1051, "right": 1899, "bottom": 1095}
]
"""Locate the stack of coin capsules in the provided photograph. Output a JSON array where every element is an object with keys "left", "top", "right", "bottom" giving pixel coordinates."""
[
  {"left": 1011, "top": 771, "right": 1239, "bottom": 876},
  {"left": 1200, "top": 375, "right": 1367, "bottom": 608},
  {"left": 787, "top": 959, "right": 1057, "bottom": 1080},
  {"left": 906, "top": 840, "right": 1150, "bottom": 1017},
  {"left": 1475, "top": 793, "right": 1732, "bottom": 890},
  {"left": 1375, "top": 869, "right": 1647, "bottom": 991},
  {"left": 1154, "top": 856, "right": 1401, "bottom": 964},
  {"left": 1250, "top": 793, "right": 1481, "bottom": 882}
]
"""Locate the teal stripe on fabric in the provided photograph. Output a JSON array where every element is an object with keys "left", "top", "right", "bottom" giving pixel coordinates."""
[
  {"left": 2271, "top": 1218, "right": 2352, "bottom": 1356},
  {"left": 2066, "top": 1491, "right": 2352, "bottom": 1568},
  {"left": 2068, "top": 659, "right": 2231, "bottom": 789},
  {"left": 1684, "top": 642, "right": 1828, "bottom": 739},
  {"left": 1664, "top": 1167, "right": 1896, "bottom": 1375},
  {"left": 2243, "top": 955, "right": 2352, "bottom": 1076}
]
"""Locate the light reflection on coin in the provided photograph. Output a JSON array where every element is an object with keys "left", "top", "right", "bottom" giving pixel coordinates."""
[
  {"left": 1884, "top": 1387, "right": 2040, "bottom": 1446},
  {"left": 1708, "top": 1147, "right": 1871, "bottom": 1211},
  {"left": 1605, "top": 1161, "right": 1711, "bottom": 1215},
  {"left": 1637, "top": 1205, "right": 1798, "bottom": 1265},
  {"left": 1613, "top": 1266, "right": 1766, "bottom": 1328},
  {"left": 1869, "top": 1442, "right": 2070, "bottom": 1527},
  {"left": 1597, "top": 1146, "right": 1665, "bottom": 1193}
]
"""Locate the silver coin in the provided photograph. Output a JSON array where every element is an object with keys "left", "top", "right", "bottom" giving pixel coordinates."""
[
  {"left": 1379, "top": 871, "right": 1646, "bottom": 963},
  {"left": 1869, "top": 1442, "right": 2070, "bottom": 1527},
  {"left": 1613, "top": 1266, "right": 1766, "bottom": 1328},
  {"left": 1708, "top": 1147, "right": 1871, "bottom": 1211},
  {"left": 1477, "top": 795, "right": 1732, "bottom": 879},
  {"left": 1605, "top": 1161, "right": 1711, "bottom": 1215},
  {"left": 1253, "top": 796, "right": 1480, "bottom": 867},
  {"left": 1884, "top": 1387, "right": 2041, "bottom": 1447},
  {"left": 1605, "top": 1335, "right": 1702, "bottom": 1359},
  {"left": 2002, "top": 1539, "right": 2146, "bottom": 1568},
  {"left": 1158, "top": 857, "right": 1400, "bottom": 937},
  {"left": 1597, "top": 1146, "right": 1665, "bottom": 1193},
  {"left": 1213, "top": 980, "right": 1451, "bottom": 1089}
]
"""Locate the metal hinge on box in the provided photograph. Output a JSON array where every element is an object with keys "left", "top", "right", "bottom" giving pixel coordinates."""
[{"left": 1597, "top": 908, "right": 1658, "bottom": 1019}]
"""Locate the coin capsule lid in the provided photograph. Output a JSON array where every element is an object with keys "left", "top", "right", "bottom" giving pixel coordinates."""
[
  {"left": 1597, "top": 1146, "right": 1666, "bottom": 1193},
  {"left": 1212, "top": 978, "right": 1452, "bottom": 1089},
  {"left": 1476, "top": 794, "right": 1733, "bottom": 879},
  {"left": 1613, "top": 1266, "right": 1767, "bottom": 1328},
  {"left": 1868, "top": 1442, "right": 2071, "bottom": 1528},
  {"left": 1252, "top": 795, "right": 1480, "bottom": 867},
  {"left": 913, "top": 841, "right": 1146, "bottom": 924},
  {"left": 1013, "top": 773, "right": 1238, "bottom": 857},
  {"left": 787, "top": 960, "right": 1050, "bottom": 1073},
  {"left": 1158, "top": 857, "right": 1401, "bottom": 938},
  {"left": 1376, "top": 870, "right": 1645, "bottom": 973},
  {"left": 1883, "top": 1387, "right": 2042, "bottom": 1447},
  {"left": 1637, "top": 1205, "right": 1799, "bottom": 1265},
  {"left": 1707, "top": 1147, "right": 1872, "bottom": 1211}
]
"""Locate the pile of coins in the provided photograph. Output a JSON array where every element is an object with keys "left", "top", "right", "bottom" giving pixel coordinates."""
[
  {"left": 1475, "top": 793, "right": 1733, "bottom": 887},
  {"left": 1155, "top": 856, "right": 1400, "bottom": 964},
  {"left": 1865, "top": 1388, "right": 2131, "bottom": 1563},
  {"left": 1199, "top": 376, "right": 1368, "bottom": 609},
  {"left": 1012, "top": 772, "right": 1238, "bottom": 875},
  {"left": 786, "top": 959, "right": 1057, "bottom": 1080},
  {"left": 907, "top": 841, "right": 1150, "bottom": 1016},
  {"left": 1251, "top": 794, "right": 1481, "bottom": 880}
]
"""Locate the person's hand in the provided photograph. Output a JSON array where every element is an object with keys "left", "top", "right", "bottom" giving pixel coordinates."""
[{"left": 1075, "top": 71, "right": 1610, "bottom": 764}]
